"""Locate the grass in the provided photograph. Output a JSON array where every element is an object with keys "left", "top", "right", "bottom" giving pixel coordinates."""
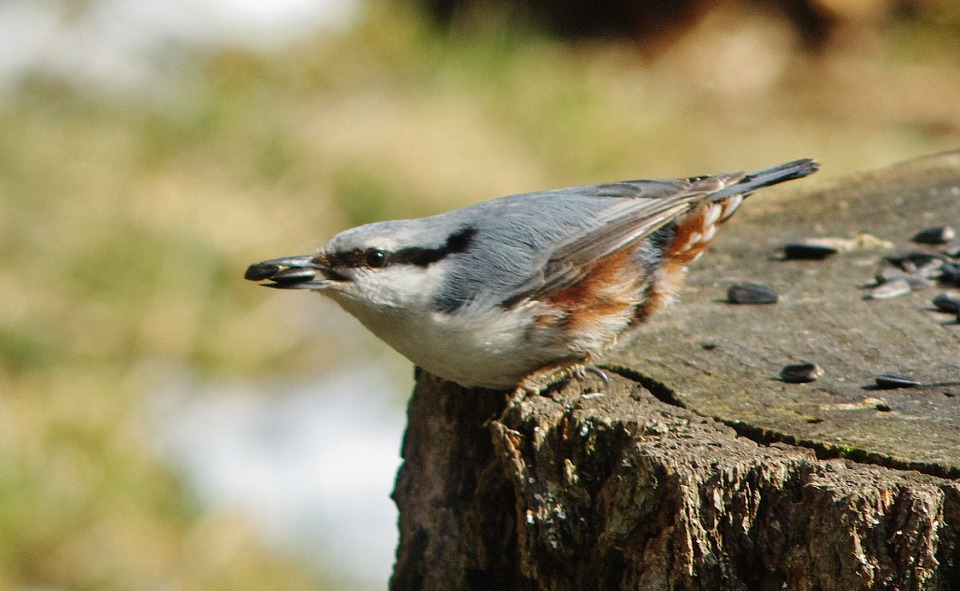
[{"left": 1, "top": 0, "right": 959, "bottom": 588}]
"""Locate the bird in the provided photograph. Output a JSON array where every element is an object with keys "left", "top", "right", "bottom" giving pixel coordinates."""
[{"left": 245, "top": 159, "right": 818, "bottom": 391}]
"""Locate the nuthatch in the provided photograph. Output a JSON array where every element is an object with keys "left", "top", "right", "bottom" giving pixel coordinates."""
[{"left": 246, "top": 159, "right": 818, "bottom": 390}]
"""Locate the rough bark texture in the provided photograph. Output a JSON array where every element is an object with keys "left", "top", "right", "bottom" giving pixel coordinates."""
[{"left": 391, "top": 152, "right": 960, "bottom": 591}]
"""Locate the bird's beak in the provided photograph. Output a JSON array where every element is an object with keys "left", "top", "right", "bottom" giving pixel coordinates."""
[{"left": 244, "top": 255, "right": 331, "bottom": 290}]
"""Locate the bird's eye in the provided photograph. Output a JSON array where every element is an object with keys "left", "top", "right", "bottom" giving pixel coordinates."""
[{"left": 364, "top": 249, "right": 388, "bottom": 268}]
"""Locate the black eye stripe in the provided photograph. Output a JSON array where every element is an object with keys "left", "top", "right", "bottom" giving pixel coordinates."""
[
  {"left": 325, "top": 250, "right": 365, "bottom": 269},
  {"left": 329, "top": 227, "right": 477, "bottom": 270}
]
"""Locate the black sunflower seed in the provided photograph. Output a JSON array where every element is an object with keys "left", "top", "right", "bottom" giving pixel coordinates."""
[
  {"left": 271, "top": 267, "right": 318, "bottom": 284},
  {"left": 874, "top": 372, "right": 922, "bottom": 389},
  {"left": 875, "top": 267, "right": 932, "bottom": 288},
  {"left": 913, "top": 226, "right": 956, "bottom": 245},
  {"left": 942, "top": 264, "right": 960, "bottom": 286},
  {"left": 780, "top": 363, "right": 823, "bottom": 383},
  {"left": 943, "top": 238, "right": 960, "bottom": 258},
  {"left": 867, "top": 278, "right": 911, "bottom": 300},
  {"left": 932, "top": 294, "right": 960, "bottom": 314},
  {"left": 783, "top": 242, "right": 838, "bottom": 260},
  {"left": 727, "top": 282, "right": 779, "bottom": 305},
  {"left": 244, "top": 262, "right": 281, "bottom": 281},
  {"left": 915, "top": 259, "right": 945, "bottom": 279},
  {"left": 886, "top": 252, "right": 944, "bottom": 273}
]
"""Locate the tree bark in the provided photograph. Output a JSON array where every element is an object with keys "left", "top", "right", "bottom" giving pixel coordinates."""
[{"left": 391, "top": 152, "right": 960, "bottom": 590}]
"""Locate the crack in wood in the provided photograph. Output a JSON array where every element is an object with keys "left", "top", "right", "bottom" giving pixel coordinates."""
[{"left": 607, "top": 364, "right": 960, "bottom": 480}]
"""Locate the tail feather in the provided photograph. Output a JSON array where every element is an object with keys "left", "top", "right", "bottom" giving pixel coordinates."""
[
  {"left": 709, "top": 158, "right": 819, "bottom": 201},
  {"left": 639, "top": 158, "right": 818, "bottom": 319}
]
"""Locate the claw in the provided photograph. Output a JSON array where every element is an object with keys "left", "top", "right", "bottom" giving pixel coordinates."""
[
  {"left": 516, "top": 362, "right": 610, "bottom": 398},
  {"left": 582, "top": 366, "right": 610, "bottom": 390}
]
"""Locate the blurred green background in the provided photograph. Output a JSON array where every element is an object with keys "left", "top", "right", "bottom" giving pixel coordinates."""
[{"left": 1, "top": 0, "right": 959, "bottom": 589}]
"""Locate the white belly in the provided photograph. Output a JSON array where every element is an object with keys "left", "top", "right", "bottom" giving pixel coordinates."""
[{"left": 333, "top": 296, "right": 567, "bottom": 389}]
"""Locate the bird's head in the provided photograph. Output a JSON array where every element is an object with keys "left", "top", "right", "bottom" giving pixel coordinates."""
[{"left": 244, "top": 219, "right": 477, "bottom": 312}]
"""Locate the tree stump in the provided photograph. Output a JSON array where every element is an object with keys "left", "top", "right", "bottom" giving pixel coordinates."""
[{"left": 391, "top": 152, "right": 960, "bottom": 591}]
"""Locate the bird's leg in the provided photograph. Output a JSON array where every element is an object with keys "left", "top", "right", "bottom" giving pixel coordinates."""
[{"left": 514, "top": 361, "right": 609, "bottom": 399}]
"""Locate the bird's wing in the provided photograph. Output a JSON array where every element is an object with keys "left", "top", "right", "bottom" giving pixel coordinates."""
[{"left": 502, "top": 173, "right": 743, "bottom": 306}]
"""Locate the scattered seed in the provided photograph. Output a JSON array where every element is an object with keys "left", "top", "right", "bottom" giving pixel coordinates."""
[
  {"left": 780, "top": 363, "right": 823, "bottom": 383},
  {"left": 875, "top": 267, "right": 907, "bottom": 284},
  {"left": 727, "top": 282, "right": 779, "bottom": 305},
  {"left": 933, "top": 294, "right": 960, "bottom": 314},
  {"left": 943, "top": 239, "right": 960, "bottom": 258},
  {"left": 874, "top": 267, "right": 932, "bottom": 288},
  {"left": 913, "top": 225, "right": 956, "bottom": 245},
  {"left": 783, "top": 242, "right": 839, "bottom": 260},
  {"left": 867, "top": 278, "right": 911, "bottom": 300},
  {"left": 874, "top": 372, "right": 922, "bottom": 389},
  {"left": 942, "top": 264, "right": 960, "bottom": 286},
  {"left": 886, "top": 251, "right": 943, "bottom": 272},
  {"left": 915, "top": 259, "right": 945, "bottom": 279}
]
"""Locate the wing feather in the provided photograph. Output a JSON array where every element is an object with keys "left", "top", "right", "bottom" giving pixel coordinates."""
[{"left": 504, "top": 174, "right": 744, "bottom": 305}]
